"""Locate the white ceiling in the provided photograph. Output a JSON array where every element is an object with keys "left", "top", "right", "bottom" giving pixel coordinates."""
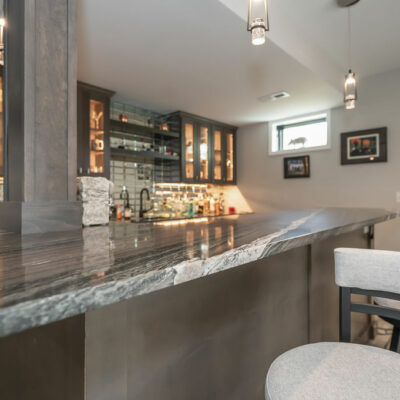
[
  {"left": 220, "top": 0, "right": 400, "bottom": 90},
  {"left": 77, "top": 0, "right": 400, "bottom": 127}
]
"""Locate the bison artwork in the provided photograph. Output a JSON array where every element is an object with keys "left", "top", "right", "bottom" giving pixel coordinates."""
[{"left": 288, "top": 137, "right": 307, "bottom": 147}]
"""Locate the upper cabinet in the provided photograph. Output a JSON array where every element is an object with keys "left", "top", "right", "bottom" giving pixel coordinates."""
[
  {"left": 77, "top": 82, "right": 114, "bottom": 179},
  {"left": 173, "top": 112, "right": 236, "bottom": 184}
]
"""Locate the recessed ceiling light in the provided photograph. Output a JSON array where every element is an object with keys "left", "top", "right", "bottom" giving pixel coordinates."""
[{"left": 258, "top": 91, "right": 290, "bottom": 102}]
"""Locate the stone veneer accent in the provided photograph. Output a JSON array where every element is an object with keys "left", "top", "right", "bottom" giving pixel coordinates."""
[{"left": 77, "top": 177, "right": 113, "bottom": 226}]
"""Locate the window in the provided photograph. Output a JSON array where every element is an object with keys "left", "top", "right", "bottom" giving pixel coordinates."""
[{"left": 269, "top": 112, "right": 330, "bottom": 155}]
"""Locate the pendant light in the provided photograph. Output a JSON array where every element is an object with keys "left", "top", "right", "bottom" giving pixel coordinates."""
[
  {"left": 247, "top": 0, "right": 269, "bottom": 46},
  {"left": 344, "top": 70, "right": 357, "bottom": 110},
  {"left": 343, "top": 5, "right": 357, "bottom": 110}
]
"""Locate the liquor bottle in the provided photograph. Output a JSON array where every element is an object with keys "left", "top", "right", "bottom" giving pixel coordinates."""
[
  {"left": 219, "top": 192, "right": 225, "bottom": 215},
  {"left": 124, "top": 201, "right": 132, "bottom": 220},
  {"left": 198, "top": 194, "right": 204, "bottom": 215},
  {"left": 209, "top": 196, "right": 215, "bottom": 215},
  {"left": 116, "top": 204, "right": 122, "bottom": 221},
  {"left": 120, "top": 186, "right": 130, "bottom": 213},
  {"left": 215, "top": 195, "right": 220, "bottom": 216},
  {"left": 204, "top": 193, "right": 210, "bottom": 215}
]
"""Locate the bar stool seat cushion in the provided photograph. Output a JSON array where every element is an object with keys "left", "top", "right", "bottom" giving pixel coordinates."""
[{"left": 265, "top": 342, "right": 400, "bottom": 400}]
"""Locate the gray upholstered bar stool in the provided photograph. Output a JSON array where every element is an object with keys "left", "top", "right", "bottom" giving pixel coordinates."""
[
  {"left": 374, "top": 296, "right": 400, "bottom": 352},
  {"left": 265, "top": 248, "right": 400, "bottom": 400}
]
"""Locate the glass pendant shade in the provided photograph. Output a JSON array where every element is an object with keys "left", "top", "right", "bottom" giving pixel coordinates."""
[
  {"left": 344, "top": 70, "right": 357, "bottom": 110},
  {"left": 248, "top": 0, "right": 269, "bottom": 46}
]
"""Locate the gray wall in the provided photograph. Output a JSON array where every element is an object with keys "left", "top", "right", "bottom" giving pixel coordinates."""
[{"left": 237, "top": 68, "right": 400, "bottom": 251}]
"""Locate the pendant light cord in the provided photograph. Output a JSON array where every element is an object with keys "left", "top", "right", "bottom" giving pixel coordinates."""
[{"left": 348, "top": 7, "right": 352, "bottom": 70}]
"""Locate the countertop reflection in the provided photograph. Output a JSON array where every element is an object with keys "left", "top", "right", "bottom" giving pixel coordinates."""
[{"left": 0, "top": 208, "right": 395, "bottom": 337}]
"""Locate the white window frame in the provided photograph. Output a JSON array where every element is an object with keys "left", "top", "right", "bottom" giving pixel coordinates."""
[{"left": 268, "top": 110, "right": 331, "bottom": 156}]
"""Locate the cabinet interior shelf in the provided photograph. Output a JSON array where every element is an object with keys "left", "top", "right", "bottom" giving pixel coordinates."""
[
  {"left": 111, "top": 147, "right": 180, "bottom": 161},
  {"left": 110, "top": 120, "right": 180, "bottom": 139}
]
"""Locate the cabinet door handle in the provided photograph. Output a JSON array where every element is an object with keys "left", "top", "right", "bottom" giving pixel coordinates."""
[
  {"left": 79, "top": 167, "right": 83, "bottom": 174},
  {"left": 87, "top": 168, "right": 90, "bottom": 175}
]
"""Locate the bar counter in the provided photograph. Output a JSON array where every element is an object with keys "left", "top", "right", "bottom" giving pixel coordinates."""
[{"left": 0, "top": 207, "right": 395, "bottom": 338}]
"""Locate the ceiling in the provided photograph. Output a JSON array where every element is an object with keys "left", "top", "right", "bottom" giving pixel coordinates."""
[
  {"left": 220, "top": 0, "right": 400, "bottom": 89},
  {"left": 77, "top": 0, "right": 400, "bottom": 126}
]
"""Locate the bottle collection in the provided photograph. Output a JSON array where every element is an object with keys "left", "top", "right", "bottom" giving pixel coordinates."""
[
  {"left": 111, "top": 183, "right": 234, "bottom": 222},
  {"left": 144, "top": 185, "right": 226, "bottom": 220}
]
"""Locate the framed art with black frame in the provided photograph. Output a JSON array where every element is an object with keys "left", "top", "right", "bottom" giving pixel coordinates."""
[
  {"left": 341, "top": 127, "right": 387, "bottom": 165},
  {"left": 284, "top": 155, "right": 310, "bottom": 179}
]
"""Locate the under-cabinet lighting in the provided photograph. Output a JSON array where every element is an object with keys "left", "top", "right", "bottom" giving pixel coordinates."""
[{"left": 154, "top": 218, "right": 208, "bottom": 227}]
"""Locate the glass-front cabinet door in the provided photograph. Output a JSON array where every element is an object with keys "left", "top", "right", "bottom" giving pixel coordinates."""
[
  {"left": 89, "top": 99, "right": 105, "bottom": 175},
  {"left": 225, "top": 131, "right": 235, "bottom": 184},
  {"left": 78, "top": 82, "right": 113, "bottom": 179},
  {"left": 197, "top": 123, "right": 210, "bottom": 182},
  {"left": 182, "top": 120, "right": 195, "bottom": 181},
  {"left": 212, "top": 127, "right": 224, "bottom": 183},
  {"left": 182, "top": 120, "right": 211, "bottom": 182}
]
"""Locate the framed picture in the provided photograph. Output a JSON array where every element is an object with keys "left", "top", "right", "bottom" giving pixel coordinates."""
[
  {"left": 284, "top": 155, "right": 310, "bottom": 179},
  {"left": 341, "top": 127, "right": 387, "bottom": 165}
]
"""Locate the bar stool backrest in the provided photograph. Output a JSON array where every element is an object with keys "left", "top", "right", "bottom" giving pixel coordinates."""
[{"left": 334, "top": 248, "right": 400, "bottom": 342}]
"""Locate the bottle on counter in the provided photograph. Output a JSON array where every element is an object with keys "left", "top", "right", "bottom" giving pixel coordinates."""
[
  {"left": 219, "top": 192, "right": 225, "bottom": 215},
  {"left": 193, "top": 197, "right": 198, "bottom": 216},
  {"left": 215, "top": 194, "right": 221, "bottom": 216},
  {"left": 204, "top": 193, "right": 210, "bottom": 215},
  {"left": 116, "top": 204, "right": 122, "bottom": 221},
  {"left": 120, "top": 186, "right": 129, "bottom": 210},
  {"left": 198, "top": 194, "right": 204, "bottom": 215},
  {"left": 124, "top": 201, "right": 132, "bottom": 220},
  {"left": 188, "top": 201, "right": 193, "bottom": 217},
  {"left": 209, "top": 196, "right": 215, "bottom": 215}
]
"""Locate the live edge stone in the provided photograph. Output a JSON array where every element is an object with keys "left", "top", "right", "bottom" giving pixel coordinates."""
[{"left": 0, "top": 207, "right": 396, "bottom": 338}]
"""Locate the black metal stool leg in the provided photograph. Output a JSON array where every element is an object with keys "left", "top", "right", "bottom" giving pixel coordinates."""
[{"left": 390, "top": 326, "right": 400, "bottom": 352}]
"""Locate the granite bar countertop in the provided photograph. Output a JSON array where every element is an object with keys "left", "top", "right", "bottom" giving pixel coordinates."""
[{"left": 0, "top": 208, "right": 396, "bottom": 338}]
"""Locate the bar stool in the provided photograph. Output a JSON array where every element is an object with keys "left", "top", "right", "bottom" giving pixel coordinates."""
[
  {"left": 374, "top": 296, "right": 400, "bottom": 352},
  {"left": 265, "top": 248, "right": 400, "bottom": 400}
]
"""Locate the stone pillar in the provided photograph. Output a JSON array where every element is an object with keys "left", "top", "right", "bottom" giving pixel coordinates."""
[{"left": 0, "top": 0, "right": 81, "bottom": 233}]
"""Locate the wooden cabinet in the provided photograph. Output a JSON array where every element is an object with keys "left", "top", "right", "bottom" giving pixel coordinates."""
[
  {"left": 77, "top": 82, "right": 114, "bottom": 179},
  {"left": 172, "top": 112, "right": 236, "bottom": 184}
]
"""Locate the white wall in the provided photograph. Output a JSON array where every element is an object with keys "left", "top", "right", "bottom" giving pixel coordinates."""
[{"left": 237, "top": 68, "right": 400, "bottom": 251}]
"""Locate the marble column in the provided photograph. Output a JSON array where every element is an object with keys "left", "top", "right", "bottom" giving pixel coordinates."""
[{"left": 0, "top": 0, "right": 81, "bottom": 233}]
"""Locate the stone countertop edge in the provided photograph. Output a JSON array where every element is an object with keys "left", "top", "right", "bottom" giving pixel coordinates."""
[{"left": 0, "top": 210, "right": 396, "bottom": 338}]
